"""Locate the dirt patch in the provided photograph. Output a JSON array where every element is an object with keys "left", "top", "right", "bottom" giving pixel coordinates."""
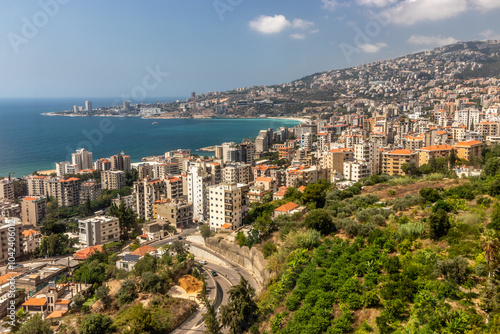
[
  {"left": 178, "top": 275, "right": 203, "bottom": 293},
  {"left": 363, "top": 178, "right": 468, "bottom": 201},
  {"left": 106, "top": 279, "right": 124, "bottom": 296}
]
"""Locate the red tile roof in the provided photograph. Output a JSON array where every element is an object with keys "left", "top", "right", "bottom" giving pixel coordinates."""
[
  {"left": 130, "top": 245, "right": 157, "bottom": 256},
  {"left": 275, "top": 202, "right": 299, "bottom": 212}
]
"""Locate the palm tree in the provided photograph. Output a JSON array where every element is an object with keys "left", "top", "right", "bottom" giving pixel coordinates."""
[{"left": 482, "top": 229, "right": 500, "bottom": 277}]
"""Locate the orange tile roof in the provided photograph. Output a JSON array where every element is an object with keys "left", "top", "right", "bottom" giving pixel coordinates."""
[
  {"left": 0, "top": 272, "right": 21, "bottom": 285},
  {"left": 73, "top": 245, "right": 103, "bottom": 260},
  {"left": 55, "top": 299, "right": 71, "bottom": 305},
  {"left": 59, "top": 177, "right": 80, "bottom": 183},
  {"left": 46, "top": 310, "right": 67, "bottom": 319},
  {"left": 436, "top": 131, "right": 448, "bottom": 135},
  {"left": 221, "top": 223, "right": 232, "bottom": 229},
  {"left": 298, "top": 186, "right": 306, "bottom": 192},
  {"left": 22, "top": 229, "right": 39, "bottom": 237},
  {"left": 23, "top": 196, "right": 39, "bottom": 201},
  {"left": 275, "top": 202, "right": 300, "bottom": 212},
  {"left": 388, "top": 149, "right": 414, "bottom": 155},
  {"left": 419, "top": 145, "right": 454, "bottom": 151},
  {"left": 22, "top": 298, "right": 47, "bottom": 306},
  {"left": 255, "top": 177, "right": 273, "bottom": 182},
  {"left": 455, "top": 140, "right": 483, "bottom": 147},
  {"left": 130, "top": 245, "right": 157, "bottom": 256}
]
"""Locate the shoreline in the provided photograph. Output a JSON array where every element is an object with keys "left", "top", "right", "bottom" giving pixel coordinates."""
[{"left": 41, "top": 112, "right": 307, "bottom": 123}]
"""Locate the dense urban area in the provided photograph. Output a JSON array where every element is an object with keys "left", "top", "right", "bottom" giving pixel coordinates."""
[{"left": 2, "top": 40, "right": 500, "bottom": 333}]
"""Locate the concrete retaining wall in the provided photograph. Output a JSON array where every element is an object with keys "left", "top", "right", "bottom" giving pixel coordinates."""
[{"left": 204, "top": 237, "right": 272, "bottom": 291}]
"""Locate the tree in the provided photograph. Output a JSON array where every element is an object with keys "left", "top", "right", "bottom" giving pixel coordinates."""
[
  {"left": 262, "top": 192, "right": 273, "bottom": 203},
  {"left": 429, "top": 209, "right": 451, "bottom": 241},
  {"left": 95, "top": 285, "right": 111, "bottom": 306},
  {"left": 449, "top": 148, "right": 457, "bottom": 166},
  {"left": 140, "top": 271, "right": 167, "bottom": 294},
  {"left": 419, "top": 187, "right": 442, "bottom": 203},
  {"left": 200, "top": 224, "right": 212, "bottom": 239},
  {"left": 482, "top": 229, "right": 500, "bottom": 276},
  {"left": 262, "top": 241, "right": 277, "bottom": 258},
  {"left": 17, "top": 314, "right": 53, "bottom": 334},
  {"left": 79, "top": 313, "right": 114, "bottom": 334},
  {"left": 488, "top": 202, "right": 500, "bottom": 231},
  {"left": 134, "top": 253, "right": 157, "bottom": 276},
  {"left": 110, "top": 200, "right": 137, "bottom": 240},
  {"left": 220, "top": 276, "right": 259, "bottom": 334},
  {"left": 117, "top": 279, "right": 138, "bottom": 305},
  {"left": 304, "top": 209, "right": 335, "bottom": 235},
  {"left": 203, "top": 297, "right": 222, "bottom": 334},
  {"left": 72, "top": 294, "right": 86, "bottom": 308},
  {"left": 434, "top": 256, "right": 469, "bottom": 285}
]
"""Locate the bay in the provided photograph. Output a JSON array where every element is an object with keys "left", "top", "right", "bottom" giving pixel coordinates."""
[{"left": 0, "top": 98, "right": 300, "bottom": 177}]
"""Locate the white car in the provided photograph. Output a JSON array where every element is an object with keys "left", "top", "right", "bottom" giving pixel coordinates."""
[{"left": 199, "top": 260, "right": 207, "bottom": 265}]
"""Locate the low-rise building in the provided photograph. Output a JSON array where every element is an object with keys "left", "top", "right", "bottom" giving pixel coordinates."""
[
  {"left": 78, "top": 216, "right": 120, "bottom": 247},
  {"left": 22, "top": 229, "right": 42, "bottom": 254},
  {"left": 155, "top": 199, "right": 193, "bottom": 229},
  {"left": 274, "top": 202, "right": 305, "bottom": 218}
]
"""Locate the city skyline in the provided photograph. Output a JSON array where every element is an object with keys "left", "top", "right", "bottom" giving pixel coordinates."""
[{"left": 1, "top": 0, "right": 500, "bottom": 98}]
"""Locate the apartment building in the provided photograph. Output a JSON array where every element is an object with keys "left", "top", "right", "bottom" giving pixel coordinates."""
[
  {"left": 209, "top": 183, "right": 246, "bottom": 231},
  {"left": 22, "top": 229, "right": 42, "bottom": 254},
  {"left": 278, "top": 147, "right": 295, "bottom": 161},
  {"left": 223, "top": 163, "right": 252, "bottom": 184},
  {"left": 72, "top": 148, "right": 93, "bottom": 171},
  {"left": 418, "top": 145, "right": 455, "bottom": 167},
  {"left": 476, "top": 122, "right": 500, "bottom": 138},
  {"left": 80, "top": 180, "right": 102, "bottom": 202},
  {"left": 138, "top": 163, "right": 154, "bottom": 179},
  {"left": 27, "top": 176, "right": 47, "bottom": 196},
  {"left": 94, "top": 158, "right": 111, "bottom": 171},
  {"left": 134, "top": 179, "right": 166, "bottom": 220},
  {"left": 382, "top": 149, "right": 418, "bottom": 176},
  {"left": 454, "top": 140, "right": 483, "bottom": 161},
  {"left": 164, "top": 176, "right": 185, "bottom": 200},
  {"left": 56, "top": 161, "right": 78, "bottom": 176},
  {"left": 285, "top": 165, "right": 322, "bottom": 187},
  {"left": 354, "top": 142, "right": 380, "bottom": 175},
  {"left": 343, "top": 160, "right": 370, "bottom": 182},
  {"left": 57, "top": 178, "right": 81, "bottom": 207},
  {"left": 110, "top": 152, "right": 131, "bottom": 172},
  {"left": 21, "top": 196, "right": 47, "bottom": 226},
  {"left": 101, "top": 170, "right": 126, "bottom": 190},
  {"left": 0, "top": 178, "right": 14, "bottom": 200},
  {"left": 404, "top": 134, "right": 424, "bottom": 150},
  {"left": 155, "top": 199, "right": 193, "bottom": 229},
  {"left": 78, "top": 216, "right": 120, "bottom": 247},
  {"left": 153, "top": 163, "right": 180, "bottom": 179},
  {"left": 0, "top": 200, "right": 21, "bottom": 219}
]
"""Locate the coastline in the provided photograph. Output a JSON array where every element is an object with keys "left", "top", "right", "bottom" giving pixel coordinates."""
[{"left": 41, "top": 112, "right": 307, "bottom": 123}]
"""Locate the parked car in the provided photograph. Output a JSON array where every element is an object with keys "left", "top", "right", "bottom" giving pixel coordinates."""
[
  {"left": 199, "top": 260, "right": 207, "bottom": 265},
  {"left": 211, "top": 270, "right": 218, "bottom": 277}
]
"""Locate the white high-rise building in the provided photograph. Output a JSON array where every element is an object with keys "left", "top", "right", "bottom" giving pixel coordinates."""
[
  {"left": 187, "top": 165, "right": 212, "bottom": 222},
  {"left": 85, "top": 101, "right": 92, "bottom": 112},
  {"left": 72, "top": 148, "right": 93, "bottom": 171},
  {"left": 354, "top": 141, "right": 380, "bottom": 175},
  {"left": 208, "top": 183, "right": 246, "bottom": 231},
  {"left": 301, "top": 133, "right": 312, "bottom": 149}
]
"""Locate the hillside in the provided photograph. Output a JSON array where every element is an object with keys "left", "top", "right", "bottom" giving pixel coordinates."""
[{"left": 221, "top": 145, "right": 500, "bottom": 334}]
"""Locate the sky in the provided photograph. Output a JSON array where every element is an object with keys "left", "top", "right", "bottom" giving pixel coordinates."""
[{"left": 1, "top": 0, "right": 500, "bottom": 99}]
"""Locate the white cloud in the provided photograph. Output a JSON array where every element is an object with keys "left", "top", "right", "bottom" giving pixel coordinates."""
[
  {"left": 249, "top": 15, "right": 291, "bottom": 34},
  {"left": 292, "top": 18, "right": 315, "bottom": 29},
  {"left": 407, "top": 34, "right": 458, "bottom": 46},
  {"left": 322, "top": 0, "right": 339, "bottom": 11},
  {"left": 359, "top": 42, "right": 388, "bottom": 53},
  {"left": 480, "top": 29, "right": 500, "bottom": 39},
  {"left": 389, "top": 0, "right": 468, "bottom": 25},
  {"left": 356, "top": 0, "right": 397, "bottom": 7},
  {"left": 290, "top": 33, "right": 306, "bottom": 40},
  {"left": 472, "top": 0, "right": 500, "bottom": 10}
]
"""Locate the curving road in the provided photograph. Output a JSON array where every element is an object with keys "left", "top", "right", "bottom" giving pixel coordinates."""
[{"left": 154, "top": 231, "right": 258, "bottom": 334}]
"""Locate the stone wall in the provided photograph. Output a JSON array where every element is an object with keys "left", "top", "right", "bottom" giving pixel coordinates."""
[{"left": 204, "top": 237, "right": 272, "bottom": 292}]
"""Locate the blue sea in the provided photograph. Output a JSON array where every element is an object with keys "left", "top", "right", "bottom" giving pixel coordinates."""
[{"left": 0, "top": 98, "right": 300, "bottom": 177}]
